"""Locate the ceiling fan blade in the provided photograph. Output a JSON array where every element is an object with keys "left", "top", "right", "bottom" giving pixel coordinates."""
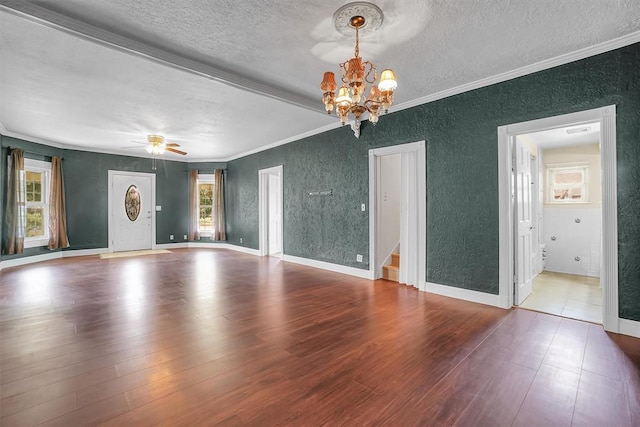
[
  {"left": 165, "top": 142, "right": 180, "bottom": 147},
  {"left": 166, "top": 147, "right": 187, "bottom": 155},
  {"left": 130, "top": 141, "right": 148, "bottom": 145}
]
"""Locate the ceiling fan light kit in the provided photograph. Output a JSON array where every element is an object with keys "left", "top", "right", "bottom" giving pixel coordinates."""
[{"left": 320, "top": 2, "right": 397, "bottom": 137}]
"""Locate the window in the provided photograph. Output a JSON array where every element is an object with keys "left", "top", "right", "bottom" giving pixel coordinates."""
[
  {"left": 197, "top": 174, "right": 214, "bottom": 235},
  {"left": 547, "top": 163, "right": 589, "bottom": 203},
  {"left": 24, "top": 159, "right": 51, "bottom": 247}
]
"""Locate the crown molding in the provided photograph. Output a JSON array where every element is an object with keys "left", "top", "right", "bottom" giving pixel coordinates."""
[
  {"left": 215, "top": 30, "right": 640, "bottom": 162},
  {"left": 0, "top": 124, "right": 65, "bottom": 149},
  {"left": 212, "top": 121, "right": 343, "bottom": 162},
  {"left": 392, "top": 30, "right": 640, "bottom": 114}
]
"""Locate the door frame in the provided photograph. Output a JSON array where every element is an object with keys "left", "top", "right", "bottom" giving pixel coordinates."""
[
  {"left": 368, "top": 141, "right": 426, "bottom": 288},
  {"left": 107, "top": 170, "right": 157, "bottom": 253},
  {"left": 497, "top": 105, "right": 618, "bottom": 331},
  {"left": 258, "top": 165, "right": 283, "bottom": 258}
]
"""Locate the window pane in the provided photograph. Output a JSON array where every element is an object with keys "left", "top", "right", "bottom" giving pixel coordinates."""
[
  {"left": 26, "top": 171, "right": 43, "bottom": 202},
  {"left": 199, "top": 207, "right": 213, "bottom": 229},
  {"left": 554, "top": 170, "right": 582, "bottom": 185},
  {"left": 199, "top": 183, "right": 213, "bottom": 206},
  {"left": 26, "top": 207, "right": 45, "bottom": 237},
  {"left": 553, "top": 186, "right": 583, "bottom": 201}
]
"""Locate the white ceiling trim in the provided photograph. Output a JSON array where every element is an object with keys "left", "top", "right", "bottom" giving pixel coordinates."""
[
  {"left": 215, "top": 121, "right": 344, "bottom": 162},
  {"left": 392, "top": 30, "right": 640, "bottom": 114},
  {"left": 0, "top": 126, "right": 65, "bottom": 150},
  {"left": 0, "top": 0, "right": 322, "bottom": 113}
]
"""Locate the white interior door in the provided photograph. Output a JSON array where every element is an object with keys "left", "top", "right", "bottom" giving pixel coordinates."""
[
  {"left": 111, "top": 173, "right": 152, "bottom": 252},
  {"left": 515, "top": 141, "right": 533, "bottom": 305},
  {"left": 399, "top": 150, "right": 420, "bottom": 289},
  {"left": 258, "top": 165, "right": 283, "bottom": 257},
  {"left": 268, "top": 173, "right": 282, "bottom": 254}
]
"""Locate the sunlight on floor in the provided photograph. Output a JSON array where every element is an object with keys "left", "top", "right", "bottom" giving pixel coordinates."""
[{"left": 520, "top": 271, "right": 602, "bottom": 323}]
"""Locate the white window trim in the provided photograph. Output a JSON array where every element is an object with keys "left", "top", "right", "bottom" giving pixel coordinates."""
[
  {"left": 197, "top": 174, "right": 214, "bottom": 236},
  {"left": 546, "top": 162, "right": 590, "bottom": 204},
  {"left": 24, "top": 158, "right": 51, "bottom": 248}
]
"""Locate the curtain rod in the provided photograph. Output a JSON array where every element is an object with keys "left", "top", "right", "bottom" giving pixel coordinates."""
[{"left": 5, "top": 146, "right": 64, "bottom": 160}]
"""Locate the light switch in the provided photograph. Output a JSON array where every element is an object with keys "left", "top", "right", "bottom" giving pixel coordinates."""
[
  {"left": 155, "top": 205, "right": 162, "bottom": 211},
  {"left": 361, "top": 203, "right": 366, "bottom": 212}
]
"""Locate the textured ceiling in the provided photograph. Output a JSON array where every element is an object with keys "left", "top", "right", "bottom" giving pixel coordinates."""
[{"left": 1, "top": 0, "right": 639, "bottom": 160}]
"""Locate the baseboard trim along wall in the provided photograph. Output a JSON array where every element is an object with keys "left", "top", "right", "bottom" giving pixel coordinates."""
[
  {"left": 0, "top": 248, "right": 110, "bottom": 270},
  {"left": 426, "top": 281, "right": 503, "bottom": 308},
  {"left": 2, "top": 246, "right": 638, "bottom": 339},
  {"left": 283, "top": 254, "right": 374, "bottom": 280},
  {"left": 606, "top": 317, "right": 640, "bottom": 339}
]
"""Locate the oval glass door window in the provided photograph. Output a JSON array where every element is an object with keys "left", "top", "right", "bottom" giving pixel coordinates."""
[{"left": 124, "top": 185, "right": 141, "bottom": 221}]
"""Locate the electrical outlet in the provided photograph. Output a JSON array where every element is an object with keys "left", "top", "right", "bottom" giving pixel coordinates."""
[
  {"left": 240, "top": 237, "right": 243, "bottom": 243},
  {"left": 169, "top": 234, "right": 174, "bottom": 240},
  {"left": 183, "top": 234, "right": 187, "bottom": 240},
  {"left": 356, "top": 254, "right": 363, "bottom": 262}
]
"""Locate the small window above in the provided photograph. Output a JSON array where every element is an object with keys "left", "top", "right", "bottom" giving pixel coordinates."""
[{"left": 546, "top": 163, "right": 589, "bottom": 204}]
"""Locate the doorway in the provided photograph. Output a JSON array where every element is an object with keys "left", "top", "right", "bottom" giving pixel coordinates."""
[
  {"left": 108, "top": 171, "right": 156, "bottom": 252},
  {"left": 497, "top": 106, "right": 619, "bottom": 331},
  {"left": 514, "top": 125, "right": 603, "bottom": 323},
  {"left": 258, "top": 165, "right": 283, "bottom": 257},
  {"left": 369, "top": 141, "right": 426, "bottom": 290}
]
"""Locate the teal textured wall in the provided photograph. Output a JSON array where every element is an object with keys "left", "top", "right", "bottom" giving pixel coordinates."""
[
  {"left": 226, "top": 43, "right": 640, "bottom": 321},
  {"left": 226, "top": 132, "right": 369, "bottom": 267},
  {"left": 62, "top": 149, "right": 189, "bottom": 248},
  {"left": 0, "top": 138, "right": 192, "bottom": 258}
]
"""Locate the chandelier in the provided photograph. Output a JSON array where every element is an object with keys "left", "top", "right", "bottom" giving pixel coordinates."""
[{"left": 320, "top": 3, "right": 397, "bottom": 137}]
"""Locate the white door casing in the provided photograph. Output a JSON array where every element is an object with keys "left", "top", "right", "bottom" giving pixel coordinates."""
[
  {"left": 369, "top": 141, "right": 426, "bottom": 290},
  {"left": 514, "top": 141, "right": 533, "bottom": 305},
  {"left": 498, "top": 105, "right": 619, "bottom": 333},
  {"left": 268, "top": 173, "right": 282, "bottom": 254},
  {"left": 108, "top": 171, "right": 156, "bottom": 252},
  {"left": 258, "top": 165, "right": 283, "bottom": 257}
]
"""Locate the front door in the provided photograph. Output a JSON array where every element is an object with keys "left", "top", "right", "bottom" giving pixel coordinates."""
[
  {"left": 111, "top": 173, "right": 153, "bottom": 252},
  {"left": 515, "top": 141, "right": 533, "bottom": 305}
]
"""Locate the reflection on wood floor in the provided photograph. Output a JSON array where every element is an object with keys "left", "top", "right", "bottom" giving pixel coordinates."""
[
  {"left": 520, "top": 271, "right": 602, "bottom": 323},
  {"left": 0, "top": 249, "right": 638, "bottom": 426}
]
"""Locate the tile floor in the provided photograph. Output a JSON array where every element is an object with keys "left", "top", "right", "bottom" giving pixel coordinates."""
[{"left": 520, "top": 271, "right": 602, "bottom": 323}]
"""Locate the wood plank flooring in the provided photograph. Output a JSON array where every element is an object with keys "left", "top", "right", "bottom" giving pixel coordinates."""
[{"left": 1, "top": 248, "right": 638, "bottom": 426}]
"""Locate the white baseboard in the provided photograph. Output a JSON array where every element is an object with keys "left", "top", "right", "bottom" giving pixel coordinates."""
[
  {"left": 0, "top": 247, "right": 109, "bottom": 269},
  {"left": 212, "top": 243, "right": 260, "bottom": 256},
  {"left": 0, "top": 252, "right": 61, "bottom": 270},
  {"left": 155, "top": 242, "right": 189, "bottom": 249},
  {"left": 283, "top": 254, "right": 374, "bottom": 279},
  {"left": 604, "top": 316, "right": 640, "bottom": 338},
  {"left": 426, "top": 281, "right": 502, "bottom": 308},
  {"left": 62, "top": 248, "right": 108, "bottom": 258}
]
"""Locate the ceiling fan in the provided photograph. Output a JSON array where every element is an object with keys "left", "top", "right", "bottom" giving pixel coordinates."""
[{"left": 132, "top": 134, "right": 187, "bottom": 156}]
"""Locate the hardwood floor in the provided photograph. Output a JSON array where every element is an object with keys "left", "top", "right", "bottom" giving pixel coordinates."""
[{"left": 1, "top": 248, "right": 638, "bottom": 426}]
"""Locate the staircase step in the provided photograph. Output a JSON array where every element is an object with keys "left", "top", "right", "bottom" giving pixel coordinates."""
[
  {"left": 391, "top": 253, "right": 400, "bottom": 267},
  {"left": 383, "top": 265, "right": 399, "bottom": 282}
]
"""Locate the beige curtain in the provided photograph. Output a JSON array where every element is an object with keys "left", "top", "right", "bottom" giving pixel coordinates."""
[
  {"left": 48, "top": 156, "right": 70, "bottom": 249},
  {"left": 3, "top": 149, "right": 25, "bottom": 254},
  {"left": 188, "top": 169, "right": 199, "bottom": 240},
  {"left": 212, "top": 169, "right": 226, "bottom": 241}
]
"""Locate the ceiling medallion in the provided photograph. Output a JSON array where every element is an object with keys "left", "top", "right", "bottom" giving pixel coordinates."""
[{"left": 321, "top": 2, "right": 397, "bottom": 138}]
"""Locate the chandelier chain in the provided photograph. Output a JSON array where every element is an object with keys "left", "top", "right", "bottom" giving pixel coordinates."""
[{"left": 355, "top": 25, "right": 360, "bottom": 58}]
